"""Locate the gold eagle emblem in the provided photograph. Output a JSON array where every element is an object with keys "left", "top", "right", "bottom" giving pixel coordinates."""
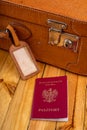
[{"left": 42, "top": 88, "right": 58, "bottom": 103}]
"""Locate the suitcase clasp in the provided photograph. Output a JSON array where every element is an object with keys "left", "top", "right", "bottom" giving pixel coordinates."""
[{"left": 48, "top": 19, "right": 79, "bottom": 52}]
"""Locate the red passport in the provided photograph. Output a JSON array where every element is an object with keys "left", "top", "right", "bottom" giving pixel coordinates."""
[{"left": 31, "top": 76, "right": 68, "bottom": 121}]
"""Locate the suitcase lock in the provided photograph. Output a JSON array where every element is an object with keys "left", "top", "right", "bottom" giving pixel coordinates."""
[{"left": 48, "top": 19, "right": 79, "bottom": 52}]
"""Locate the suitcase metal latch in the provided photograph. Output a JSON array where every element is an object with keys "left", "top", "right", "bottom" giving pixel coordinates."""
[{"left": 48, "top": 19, "right": 79, "bottom": 52}]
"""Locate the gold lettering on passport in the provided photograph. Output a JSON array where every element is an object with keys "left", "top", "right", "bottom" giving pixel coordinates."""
[
  {"left": 38, "top": 108, "right": 60, "bottom": 112},
  {"left": 39, "top": 80, "right": 63, "bottom": 85},
  {"left": 42, "top": 88, "right": 58, "bottom": 103}
]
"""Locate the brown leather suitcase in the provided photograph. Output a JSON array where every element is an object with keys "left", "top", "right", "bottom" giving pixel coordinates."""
[{"left": 0, "top": 0, "right": 87, "bottom": 75}]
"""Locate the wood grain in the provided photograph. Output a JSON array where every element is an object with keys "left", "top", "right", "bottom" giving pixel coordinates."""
[
  {"left": 0, "top": 49, "right": 87, "bottom": 130},
  {"left": 0, "top": 50, "right": 10, "bottom": 129},
  {"left": 0, "top": 50, "right": 8, "bottom": 71},
  {"left": 1, "top": 62, "right": 45, "bottom": 130},
  {"left": 84, "top": 81, "right": 87, "bottom": 130},
  {"left": 73, "top": 76, "right": 86, "bottom": 130},
  {"left": 0, "top": 51, "right": 20, "bottom": 129},
  {"left": 0, "top": 83, "right": 11, "bottom": 129},
  {"left": 0, "top": 55, "right": 20, "bottom": 96}
]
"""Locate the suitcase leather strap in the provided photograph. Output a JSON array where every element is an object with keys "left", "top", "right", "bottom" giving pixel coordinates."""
[
  {"left": 0, "top": 23, "right": 32, "bottom": 49},
  {"left": 6, "top": 25, "right": 20, "bottom": 46}
]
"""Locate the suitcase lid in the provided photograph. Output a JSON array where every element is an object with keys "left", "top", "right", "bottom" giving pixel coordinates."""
[
  {"left": 1, "top": 0, "right": 87, "bottom": 22},
  {"left": 1, "top": 0, "right": 87, "bottom": 36}
]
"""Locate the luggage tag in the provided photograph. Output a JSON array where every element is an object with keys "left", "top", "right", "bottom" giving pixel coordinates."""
[{"left": 6, "top": 25, "right": 39, "bottom": 80}]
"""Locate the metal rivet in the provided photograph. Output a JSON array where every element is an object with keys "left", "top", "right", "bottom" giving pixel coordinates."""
[{"left": 64, "top": 39, "right": 73, "bottom": 48}]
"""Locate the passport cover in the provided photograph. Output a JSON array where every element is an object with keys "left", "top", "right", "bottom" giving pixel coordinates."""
[{"left": 31, "top": 76, "right": 68, "bottom": 121}]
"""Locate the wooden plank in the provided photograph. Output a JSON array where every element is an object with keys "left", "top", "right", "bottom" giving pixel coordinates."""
[
  {"left": 0, "top": 83, "right": 11, "bottom": 129},
  {"left": 84, "top": 81, "right": 87, "bottom": 130},
  {"left": 56, "top": 75, "right": 86, "bottom": 130},
  {"left": 28, "top": 120, "right": 56, "bottom": 130},
  {"left": 29, "top": 65, "right": 66, "bottom": 130},
  {"left": 56, "top": 74, "right": 87, "bottom": 130},
  {"left": 73, "top": 76, "right": 86, "bottom": 130},
  {"left": 1, "top": 62, "right": 45, "bottom": 130},
  {"left": 0, "top": 51, "right": 21, "bottom": 129},
  {"left": 56, "top": 72, "right": 78, "bottom": 130},
  {"left": 0, "top": 55, "right": 20, "bottom": 96},
  {"left": 0, "top": 50, "right": 11, "bottom": 129},
  {"left": 0, "top": 50, "right": 8, "bottom": 71}
]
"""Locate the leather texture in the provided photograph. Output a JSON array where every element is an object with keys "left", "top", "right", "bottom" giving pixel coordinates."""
[{"left": 0, "top": 0, "right": 87, "bottom": 75}]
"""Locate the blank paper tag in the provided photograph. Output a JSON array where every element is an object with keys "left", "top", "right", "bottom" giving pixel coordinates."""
[{"left": 9, "top": 41, "right": 39, "bottom": 80}]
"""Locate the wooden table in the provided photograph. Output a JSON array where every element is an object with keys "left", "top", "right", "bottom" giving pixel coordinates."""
[{"left": 0, "top": 49, "right": 87, "bottom": 130}]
